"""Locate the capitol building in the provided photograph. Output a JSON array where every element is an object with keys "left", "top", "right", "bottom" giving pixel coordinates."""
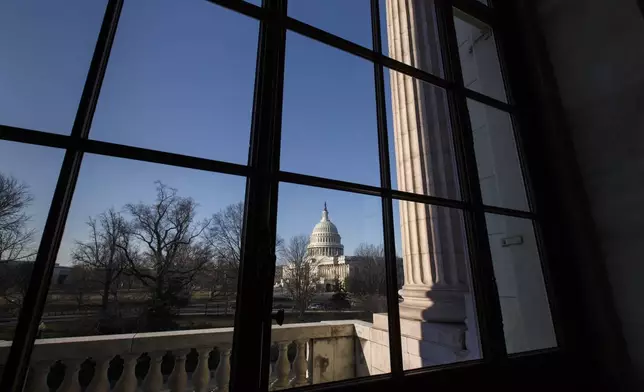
[{"left": 305, "top": 203, "right": 362, "bottom": 292}]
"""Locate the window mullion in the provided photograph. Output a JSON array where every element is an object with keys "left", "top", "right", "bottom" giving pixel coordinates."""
[
  {"left": 229, "top": 0, "right": 287, "bottom": 391},
  {"left": 371, "top": 0, "right": 404, "bottom": 378},
  {"left": 434, "top": 1, "right": 508, "bottom": 363}
]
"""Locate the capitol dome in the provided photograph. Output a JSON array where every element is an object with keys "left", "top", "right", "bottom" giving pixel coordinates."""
[{"left": 307, "top": 203, "right": 344, "bottom": 257}]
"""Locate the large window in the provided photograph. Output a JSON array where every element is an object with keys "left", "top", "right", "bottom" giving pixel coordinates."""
[{"left": 0, "top": 0, "right": 560, "bottom": 391}]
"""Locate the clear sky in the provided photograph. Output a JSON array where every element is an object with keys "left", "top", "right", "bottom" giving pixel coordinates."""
[{"left": 0, "top": 0, "right": 402, "bottom": 265}]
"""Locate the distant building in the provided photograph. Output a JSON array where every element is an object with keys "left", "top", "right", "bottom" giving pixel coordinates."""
[
  {"left": 286, "top": 204, "right": 403, "bottom": 292},
  {"left": 305, "top": 203, "right": 350, "bottom": 291},
  {"left": 274, "top": 265, "right": 284, "bottom": 287},
  {"left": 52, "top": 264, "right": 73, "bottom": 285}
]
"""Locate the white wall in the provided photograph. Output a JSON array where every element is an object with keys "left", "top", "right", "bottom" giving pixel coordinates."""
[{"left": 536, "top": 0, "right": 644, "bottom": 383}]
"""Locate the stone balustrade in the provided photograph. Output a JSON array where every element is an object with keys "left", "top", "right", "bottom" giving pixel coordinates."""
[{"left": 0, "top": 321, "right": 359, "bottom": 392}]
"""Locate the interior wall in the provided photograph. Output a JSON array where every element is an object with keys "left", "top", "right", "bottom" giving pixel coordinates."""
[{"left": 535, "top": 0, "right": 644, "bottom": 384}]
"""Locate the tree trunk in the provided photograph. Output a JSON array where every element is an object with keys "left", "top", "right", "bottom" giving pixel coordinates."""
[
  {"left": 155, "top": 276, "right": 165, "bottom": 304},
  {"left": 101, "top": 278, "right": 111, "bottom": 311}
]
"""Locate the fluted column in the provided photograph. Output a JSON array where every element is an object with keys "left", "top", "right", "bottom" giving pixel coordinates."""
[{"left": 386, "top": 0, "right": 469, "bottom": 322}]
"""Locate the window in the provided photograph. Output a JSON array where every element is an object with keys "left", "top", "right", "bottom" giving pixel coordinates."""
[
  {"left": 0, "top": 142, "right": 62, "bottom": 379},
  {"left": 0, "top": 0, "right": 107, "bottom": 134},
  {"left": 0, "top": 0, "right": 562, "bottom": 391},
  {"left": 90, "top": 0, "right": 258, "bottom": 164}
]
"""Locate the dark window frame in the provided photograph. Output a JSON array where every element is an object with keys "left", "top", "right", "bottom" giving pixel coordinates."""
[{"left": 0, "top": 0, "right": 576, "bottom": 390}]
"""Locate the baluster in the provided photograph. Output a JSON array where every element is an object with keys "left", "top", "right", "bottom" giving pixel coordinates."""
[
  {"left": 167, "top": 349, "right": 189, "bottom": 392},
  {"left": 86, "top": 356, "right": 111, "bottom": 392},
  {"left": 113, "top": 353, "right": 139, "bottom": 392},
  {"left": 24, "top": 361, "right": 51, "bottom": 392},
  {"left": 214, "top": 344, "right": 231, "bottom": 392},
  {"left": 57, "top": 359, "right": 83, "bottom": 392},
  {"left": 141, "top": 351, "right": 164, "bottom": 392},
  {"left": 192, "top": 347, "right": 213, "bottom": 392},
  {"left": 290, "top": 339, "right": 308, "bottom": 387},
  {"left": 270, "top": 341, "right": 290, "bottom": 390}
]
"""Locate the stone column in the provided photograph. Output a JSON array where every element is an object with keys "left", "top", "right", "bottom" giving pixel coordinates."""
[{"left": 386, "top": 0, "right": 469, "bottom": 323}]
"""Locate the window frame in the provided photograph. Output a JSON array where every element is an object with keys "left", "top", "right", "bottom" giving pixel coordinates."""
[{"left": 0, "top": 0, "right": 580, "bottom": 390}]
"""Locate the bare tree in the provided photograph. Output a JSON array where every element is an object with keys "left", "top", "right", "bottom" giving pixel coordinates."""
[
  {"left": 0, "top": 261, "right": 33, "bottom": 315},
  {"left": 345, "top": 243, "right": 388, "bottom": 312},
  {"left": 204, "top": 201, "right": 283, "bottom": 304},
  {"left": 204, "top": 202, "right": 243, "bottom": 302},
  {"left": 280, "top": 235, "right": 318, "bottom": 317},
  {"left": 207, "top": 202, "right": 243, "bottom": 269},
  {"left": 72, "top": 208, "right": 128, "bottom": 312},
  {"left": 64, "top": 265, "right": 96, "bottom": 310},
  {"left": 0, "top": 174, "right": 36, "bottom": 263},
  {"left": 346, "top": 243, "right": 386, "bottom": 296},
  {"left": 118, "top": 181, "right": 212, "bottom": 307}
]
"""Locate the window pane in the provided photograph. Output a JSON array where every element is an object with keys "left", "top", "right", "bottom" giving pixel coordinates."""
[
  {"left": 270, "top": 183, "right": 391, "bottom": 384},
  {"left": 467, "top": 99, "right": 528, "bottom": 211},
  {"left": 90, "top": 0, "right": 258, "bottom": 165},
  {"left": 288, "top": 0, "right": 372, "bottom": 49},
  {"left": 281, "top": 33, "right": 380, "bottom": 186},
  {"left": 454, "top": 9, "right": 507, "bottom": 102},
  {"left": 392, "top": 199, "right": 481, "bottom": 369},
  {"left": 0, "top": 0, "right": 107, "bottom": 134},
  {"left": 385, "top": 69, "right": 461, "bottom": 200},
  {"left": 485, "top": 213, "right": 556, "bottom": 353},
  {"left": 0, "top": 141, "right": 63, "bottom": 378},
  {"left": 37, "top": 155, "right": 245, "bottom": 391},
  {"left": 380, "top": 0, "right": 444, "bottom": 77}
]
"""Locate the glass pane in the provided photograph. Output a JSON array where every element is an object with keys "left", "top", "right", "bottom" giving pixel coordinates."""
[
  {"left": 454, "top": 9, "right": 507, "bottom": 102},
  {"left": 485, "top": 213, "right": 556, "bottom": 353},
  {"left": 467, "top": 99, "right": 528, "bottom": 211},
  {"left": 288, "top": 0, "right": 372, "bottom": 49},
  {"left": 90, "top": 0, "right": 258, "bottom": 165},
  {"left": 0, "top": 0, "right": 107, "bottom": 134},
  {"left": 270, "top": 183, "right": 391, "bottom": 385},
  {"left": 281, "top": 33, "right": 380, "bottom": 186},
  {"left": 0, "top": 141, "right": 63, "bottom": 378},
  {"left": 37, "top": 155, "right": 245, "bottom": 391},
  {"left": 385, "top": 68, "right": 461, "bottom": 200},
  {"left": 392, "top": 199, "right": 481, "bottom": 369},
  {"left": 380, "top": 0, "right": 444, "bottom": 77}
]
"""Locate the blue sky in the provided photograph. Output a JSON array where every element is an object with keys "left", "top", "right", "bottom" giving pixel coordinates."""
[{"left": 0, "top": 0, "right": 403, "bottom": 265}]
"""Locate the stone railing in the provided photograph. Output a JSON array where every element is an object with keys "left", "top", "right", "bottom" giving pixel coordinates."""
[{"left": 0, "top": 321, "right": 358, "bottom": 392}]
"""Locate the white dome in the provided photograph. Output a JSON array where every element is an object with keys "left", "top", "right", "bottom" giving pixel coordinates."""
[
  {"left": 312, "top": 219, "right": 339, "bottom": 235},
  {"left": 308, "top": 204, "right": 344, "bottom": 257}
]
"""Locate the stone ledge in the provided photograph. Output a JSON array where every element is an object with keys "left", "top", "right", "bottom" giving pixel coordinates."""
[{"left": 7, "top": 321, "right": 362, "bottom": 364}]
